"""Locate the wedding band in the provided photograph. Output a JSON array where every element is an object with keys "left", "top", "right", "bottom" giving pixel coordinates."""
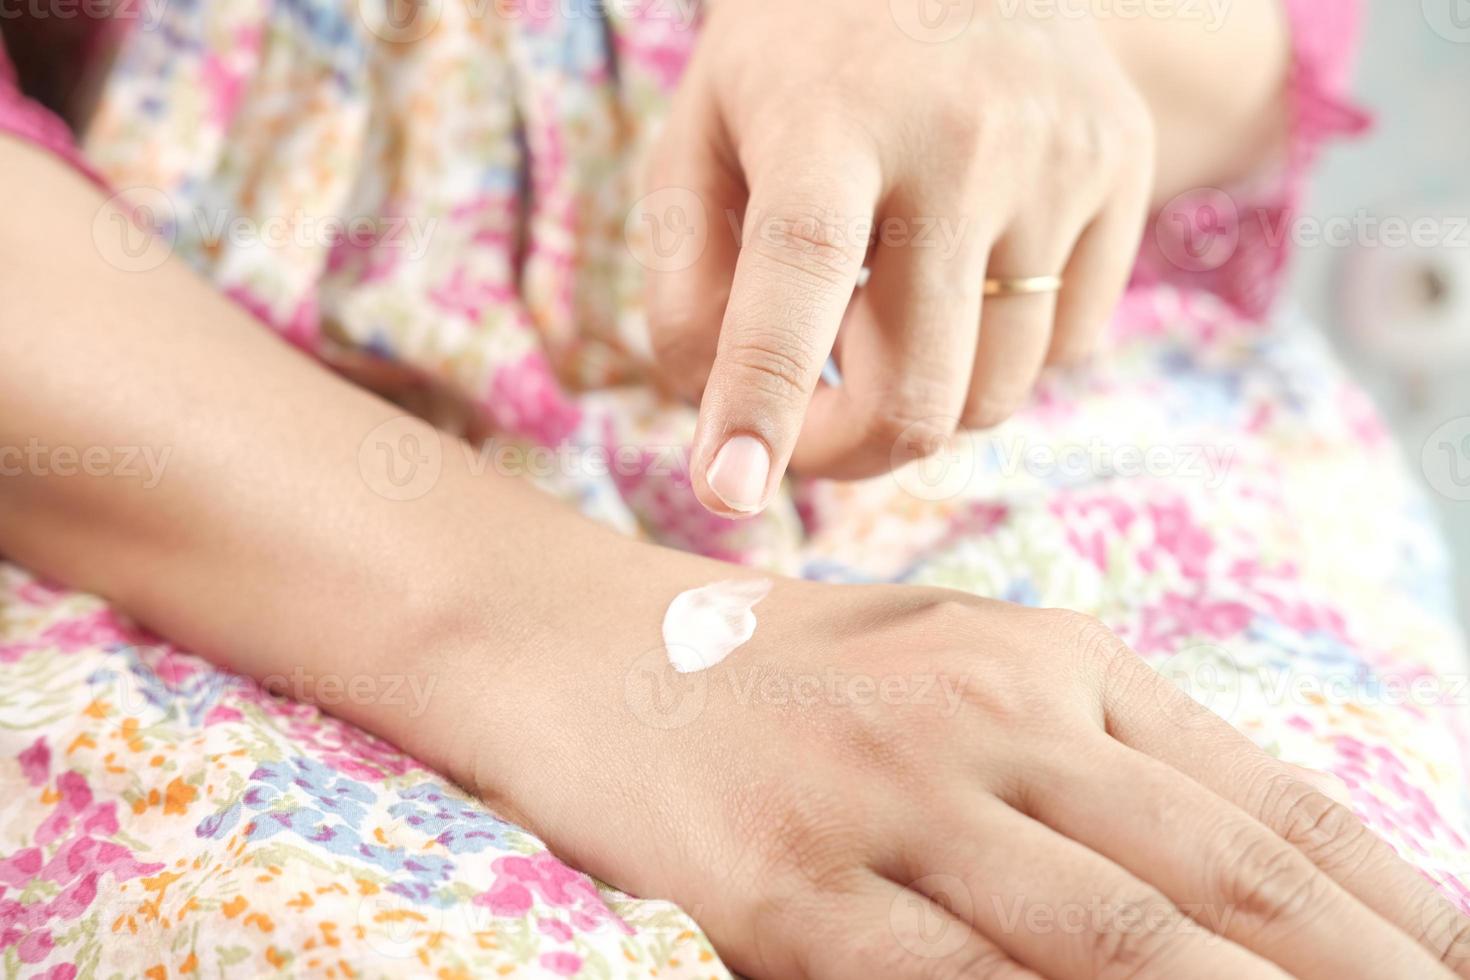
[{"left": 983, "top": 275, "right": 1063, "bottom": 297}]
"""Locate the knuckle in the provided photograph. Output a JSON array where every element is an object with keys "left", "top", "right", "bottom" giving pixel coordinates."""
[
  {"left": 1422, "top": 902, "right": 1470, "bottom": 968},
  {"left": 1050, "top": 113, "right": 1115, "bottom": 174},
  {"left": 907, "top": 593, "right": 983, "bottom": 636},
  {"left": 647, "top": 308, "right": 717, "bottom": 377},
  {"left": 1117, "top": 91, "right": 1157, "bottom": 159},
  {"left": 990, "top": 93, "right": 1051, "bottom": 158},
  {"left": 1086, "top": 891, "right": 1184, "bottom": 980},
  {"left": 1218, "top": 825, "right": 1323, "bottom": 935},
  {"left": 750, "top": 203, "right": 863, "bottom": 285},
  {"left": 871, "top": 406, "right": 959, "bottom": 461},
  {"left": 930, "top": 94, "right": 990, "bottom": 155},
  {"left": 1271, "top": 778, "right": 1368, "bottom": 867},
  {"left": 736, "top": 784, "right": 865, "bottom": 895},
  {"left": 723, "top": 336, "right": 819, "bottom": 405},
  {"left": 1055, "top": 611, "right": 1130, "bottom": 667}
]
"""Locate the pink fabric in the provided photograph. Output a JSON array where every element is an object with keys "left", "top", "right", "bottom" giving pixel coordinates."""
[{"left": 1131, "top": 0, "right": 1374, "bottom": 315}]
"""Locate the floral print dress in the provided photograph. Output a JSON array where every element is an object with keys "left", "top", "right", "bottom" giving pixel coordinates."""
[{"left": 1, "top": 0, "right": 1467, "bottom": 977}]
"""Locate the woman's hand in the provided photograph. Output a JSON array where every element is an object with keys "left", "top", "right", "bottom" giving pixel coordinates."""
[
  {"left": 473, "top": 572, "right": 1470, "bottom": 979},
  {"left": 642, "top": 0, "right": 1157, "bottom": 515}
]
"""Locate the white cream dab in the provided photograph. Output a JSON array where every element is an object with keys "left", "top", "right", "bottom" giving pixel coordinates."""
[{"left": 663, "top": 578, "right": 773, "bottom": 674}]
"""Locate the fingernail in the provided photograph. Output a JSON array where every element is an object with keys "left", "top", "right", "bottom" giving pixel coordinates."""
[{"left": 706, "top": 435, "right": 770, "bottom": 514}]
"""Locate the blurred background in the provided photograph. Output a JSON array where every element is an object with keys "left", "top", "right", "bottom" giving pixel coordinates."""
[{"left": 1288, "top": 0, "right": 1470, "bottom": 626}]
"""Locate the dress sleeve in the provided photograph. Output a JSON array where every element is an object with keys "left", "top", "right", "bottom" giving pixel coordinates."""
[
  {"left": 1130, "top": 0, "right": 1373, "bottom": 316},
  {"left": 0, "top": 31, "right": 107, "bottom": 188}
]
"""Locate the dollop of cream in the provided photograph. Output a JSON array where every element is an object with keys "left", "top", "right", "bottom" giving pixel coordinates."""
[{"left": 663, "top": 578, "right": 773, "bottom": 674}]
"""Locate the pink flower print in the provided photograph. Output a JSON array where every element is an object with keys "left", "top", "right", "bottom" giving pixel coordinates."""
[
  {"left": 40, "top": 609, "right": 138, "bottom": 653},
  {"left": 477, "top": 876, "right": 532, "bottom": 917},
  {"left": 539, "top": 951, "right": 584, "bottom": 976},
  {"left": 610, "top": 1, "right": 700, "bottom": 91},
  {"left": 428, "top": 266, "right": 518, "bottom": 323},
  {"left": 1145, "top": 499, "right": 1214, "bottom": 581},
  {"left": 0, "top": 773, "right": 163, "bottom": 965},
  {"left": 484, "top": 352, "right": 583, "bottom": 447},
  {"left": 18, "top": 739, "right": 49, "bottom": 787},
  {"left": 477, "top": 853, "right": 631, "bottom": 936},
  {"left": 200, "top": 52, "right": 247, "bottom": 124}
]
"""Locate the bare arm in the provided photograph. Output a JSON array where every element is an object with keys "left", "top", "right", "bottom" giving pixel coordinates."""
[{"left": 0, "top": 135, "right": 665, "bottom": 783}]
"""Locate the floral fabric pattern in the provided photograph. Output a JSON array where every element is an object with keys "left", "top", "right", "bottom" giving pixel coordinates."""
[{"left": 0, "top": 0, "right": 1467, "bottom": 976}]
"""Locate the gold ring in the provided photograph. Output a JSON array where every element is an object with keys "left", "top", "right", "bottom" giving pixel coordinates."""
[{"left": 983, "top": 275, "right": 1063, "bottom": 297}]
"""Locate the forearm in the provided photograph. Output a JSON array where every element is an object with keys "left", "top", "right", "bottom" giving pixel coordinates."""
[
  {"left": 0, "top": 137, "right": 675, "bottom": 781},
  {"left": 1096, "top": 0, "right": 1292, "bottom": 204}
]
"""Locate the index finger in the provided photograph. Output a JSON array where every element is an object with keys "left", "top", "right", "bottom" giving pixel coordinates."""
[{"left": 690, "top": 143, "right": 881, "bottom": 517}]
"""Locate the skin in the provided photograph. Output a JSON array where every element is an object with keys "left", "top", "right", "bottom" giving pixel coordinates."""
[
  {"left": 644, "top": 0, "right": 1290, "bottom": 513},
  {"left": 2, "top": 137, "right": 1469, "bottom": 978}
]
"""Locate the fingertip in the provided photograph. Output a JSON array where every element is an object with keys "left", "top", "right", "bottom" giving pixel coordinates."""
[{"left": 700, "top": 433, "right": 773, "bottom": 517}]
